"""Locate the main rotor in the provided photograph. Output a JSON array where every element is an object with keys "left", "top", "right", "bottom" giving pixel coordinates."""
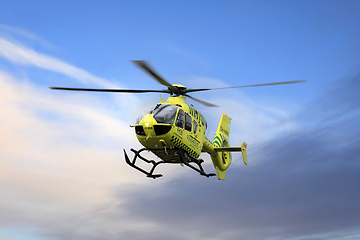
[{"left": 50, "top": 60, "right": 307, "bottom": 107}]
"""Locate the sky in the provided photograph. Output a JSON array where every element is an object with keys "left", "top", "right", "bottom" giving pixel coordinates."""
[{"left": 0, "top": 0, "right": 360, "bottom": 240}]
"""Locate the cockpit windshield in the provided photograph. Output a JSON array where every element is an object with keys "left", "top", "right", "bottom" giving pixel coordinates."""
[
  {"left": 152, "top": 104, "right": 178, "bottom": 124},
  {"left": 135, "top": 105, "right": 156, "bottom": 124}
]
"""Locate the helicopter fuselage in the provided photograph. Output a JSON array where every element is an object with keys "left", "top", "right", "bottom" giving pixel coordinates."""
[{"left": 134, "top": 96, "right": 207, "bottom": 163}]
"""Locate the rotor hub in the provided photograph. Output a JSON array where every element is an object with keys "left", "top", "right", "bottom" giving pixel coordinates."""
[{"left": 169, "top": 84, "right": 187, "bottom": 96}]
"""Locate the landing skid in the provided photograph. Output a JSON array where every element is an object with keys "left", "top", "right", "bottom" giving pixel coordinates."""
[{"left": 123, "top": 148, "right": 216, "bottom": 179}]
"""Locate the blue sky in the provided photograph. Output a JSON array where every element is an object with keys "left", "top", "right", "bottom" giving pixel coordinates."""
[{"left": 0, "top": 1, "right": 360, "bottom": 240}]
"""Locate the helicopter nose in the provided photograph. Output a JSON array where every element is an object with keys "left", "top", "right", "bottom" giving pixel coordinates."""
[{"left": 141, "top": 114, "right": 156, "bottom": 138}]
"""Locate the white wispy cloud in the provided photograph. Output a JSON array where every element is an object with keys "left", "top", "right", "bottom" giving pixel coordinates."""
[
  {"left": 0, "top": 37, "right": 115, "bottom": 87},
  {"left": 0, "top": 24, "right": 55, "bottom": 50}
]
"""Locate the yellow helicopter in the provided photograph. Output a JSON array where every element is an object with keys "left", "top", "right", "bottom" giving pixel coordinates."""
[{"left": 50, "top": 61, "right": 306, "bottom": 180}]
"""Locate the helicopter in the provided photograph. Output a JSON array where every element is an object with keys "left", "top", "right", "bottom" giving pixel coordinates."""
[{"left": 50, "top": 60, "right": 306, "bottom": 180}]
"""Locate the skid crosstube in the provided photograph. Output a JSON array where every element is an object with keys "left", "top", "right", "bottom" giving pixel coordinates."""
[
  {"left": 123, "top": 148, "right": 216, "bottom": 179},
  {"left": 124, "top": 148, "right": 163, "bottom": 179},
  {"left": 177, "top": 148, "right": 216, "bottom": 178}
]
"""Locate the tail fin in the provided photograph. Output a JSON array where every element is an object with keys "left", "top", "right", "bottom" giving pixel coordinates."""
[
  {"left": 213, "top": 114, "right": 232, "bottom": 180},
  {"left": 202, "top": 114, "right": 248, "bottom": 180}
]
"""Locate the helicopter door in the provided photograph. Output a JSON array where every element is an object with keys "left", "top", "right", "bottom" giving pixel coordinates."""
[
  {"left": 184, "top": 113, "right": 192, "bottom": 132},
  {"left": 193, "top": 119, "right": 197, "bottom": 134}
]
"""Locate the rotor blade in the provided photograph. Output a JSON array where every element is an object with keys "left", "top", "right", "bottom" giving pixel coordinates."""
[
  {"left": 183, "top": 79, "right": 307, "bottom": 94},
  {"left": 49, "top": 87, "right": 170, "bottom": 94},
  {"left": 185, "top": 94, "right": 218, "bottom": 107},
  {"left": 132, "top": 60, "right": 178, "bottom": 93}
]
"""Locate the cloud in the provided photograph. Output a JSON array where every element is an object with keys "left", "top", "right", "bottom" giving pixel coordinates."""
[
  {"left": 0, "top": 69, "right": 143, "bottom": 203},
  {"left": 293, "top": 71, "right": 360, "bottom": 126},
  {"left": 0, "top": 24, "right": 55, "bottom": 50},
  {"left": 0, "top": 236, "right": 24, "bottom": 240},
  {"left": 0, "top": 37, "right": 114, "bottom": 87},
  {"left": 0, "top": 45, "right": 150, "bottom": 238}
]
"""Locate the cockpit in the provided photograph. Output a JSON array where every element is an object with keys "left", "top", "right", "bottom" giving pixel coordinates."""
[
  {"left": 152, "top": 104, "right": 178, "bottom": 124},
  {"left": 136, "top": 104, "right": 179, "bottom": 125},
  {"left": 135, "top": 104, "right": 179, "bottom": 136},
  {"left": 135, "top": 104, "right": 200, "bottom": 137}
]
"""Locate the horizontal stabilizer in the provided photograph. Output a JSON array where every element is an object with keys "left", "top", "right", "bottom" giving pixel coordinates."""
[
  {"left": 214, "top": 142, "right": 247, "bottom": 165},
  {"left": 214, "top": 147, "right": 243, "bottom": 152}
]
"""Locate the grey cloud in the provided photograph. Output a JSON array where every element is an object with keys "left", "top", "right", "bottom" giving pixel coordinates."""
[{"left": 294, "top": 71, "right": 360, "bottom": 125}]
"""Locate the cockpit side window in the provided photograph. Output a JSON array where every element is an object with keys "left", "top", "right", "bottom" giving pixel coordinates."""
[
  {"left": 153, "top": 105, "right": 178, "bottom": 124},
  {"left": 175, "top": 109, "right": 184, "bottom": 128},
  {"left": 185, "top": 113, "right": 192, "bottom": 132}
]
